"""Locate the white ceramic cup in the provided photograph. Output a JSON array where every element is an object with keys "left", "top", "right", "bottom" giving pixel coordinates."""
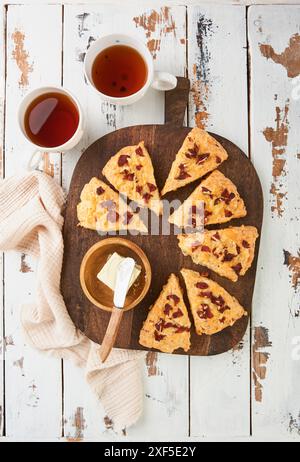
[
  {"left": 18, "top": 86, "right": 84, "bottom": 171},
  {"left": 84, "top": 34, "right": 177, "bottom": 105}
]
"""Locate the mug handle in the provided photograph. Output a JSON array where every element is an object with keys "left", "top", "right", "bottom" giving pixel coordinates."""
[
  {"left": 151, "top": 72, "right": 177, "bottom": 91},
  {"left": 27, "top": 150, "right": 44, "bottom": 171}
]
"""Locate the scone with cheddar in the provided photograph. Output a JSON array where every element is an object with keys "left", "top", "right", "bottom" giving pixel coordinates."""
[
  {"left": 177, "top": 226, "right": 259, "bottom": 282},
  {"left": 181, "top": 269, "right": 247, "bottom": 335},
  {"left": 169, "top": 170, "right": 247, "bottom": 228},
  {"left": 161, "top": 128, "right": 228, "bottom": 196},
  {"left": 139, "top": 274, "right": 191, "bottom": 353},
  {"left": 77, "top": 177, "right": 147, "bottom": 233},
  {"left": 102, "top": 141, "right": 162, "bottom": 215}
]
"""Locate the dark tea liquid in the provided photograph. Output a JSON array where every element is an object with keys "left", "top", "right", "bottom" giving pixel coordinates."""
[
  {"left": 24, "top": 92, "right": 79, "bottom": 148},
  {"left": 91, "top": 45, "right": 148, "bottom": 97}
]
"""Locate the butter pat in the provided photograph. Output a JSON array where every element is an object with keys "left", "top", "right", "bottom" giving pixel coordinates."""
[{"left": 97, "top": 252, "right": 141, "bottom": 291}]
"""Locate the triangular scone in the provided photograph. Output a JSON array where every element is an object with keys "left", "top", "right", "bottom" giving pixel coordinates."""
[
  {"left": 169, "top": 170, "right": 247, "bottom": 228},
  {"left": 139, "top": 274, "right": 191, "bottom": 353},
  {"left": 181, "top": 269, "right": 247, "bottom": 335},
  {"left": 161, "top": 128, "right": 228, "bottom": 196},
  {"left": 102, "top": 141, "right": 162, "bottom": 215},
  {"left": 177, "top": 226, "right": 259, "bottom": 282},
  {"left": 77, "top": 177, "right": 147, "bottom": 233}
]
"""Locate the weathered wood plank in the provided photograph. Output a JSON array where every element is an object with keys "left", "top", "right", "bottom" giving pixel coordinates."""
[
  {"left": 0, "top": 2, "right": 5, "bottom": 438},
  {"left": 5, "top": 1, "right": 300, "bottom": 7},
  {"left": 62, "top": 3, "right": 188, "bottom": 438},
  {"left": 188, "top": 4, "right": 251, "bottom": 437},
  {"left": 188, "top": 4, "right": 248, "bottom": 152},
  {"left": 249, "top": 5, "right": 300, "bottom": 439},
  {"left": 4, "top": 5, "right": 63, "bottom": 438}
]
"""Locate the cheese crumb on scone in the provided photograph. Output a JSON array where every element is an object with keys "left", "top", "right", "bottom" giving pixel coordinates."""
[
  {"left": 102, "top": 141, "right": 162, "bottom": 215},
  {"left": 139, "top": 274, "right": 191, "bottom": 353},
  {"left": 169, "top": 170, "right": 247, "bottom": 228},
  {"left": 77, "top": 177, "right": 147, "bottom": 233},
  {"left": 177, "top": 226, "right": 259, "bottom": 282},
  {"left": 161, "top": 128, "right": 228, "bottom": 196},
  {"left": 181, "top": 269, "right": 247, "bottom": 335}
]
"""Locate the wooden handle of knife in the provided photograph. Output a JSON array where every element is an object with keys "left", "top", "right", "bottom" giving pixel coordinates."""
[{"left": 99, "top": 307, "right": 124, "bottom": 363}]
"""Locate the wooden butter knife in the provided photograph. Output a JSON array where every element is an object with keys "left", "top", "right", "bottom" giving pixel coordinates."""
[{"left": 99, "top": 257, "right": 136, "bottom": 363}]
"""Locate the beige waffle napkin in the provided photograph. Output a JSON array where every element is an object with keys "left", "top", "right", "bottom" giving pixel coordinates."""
[{"left": 0, "top": 171, "right": 145, "bottom": 433}]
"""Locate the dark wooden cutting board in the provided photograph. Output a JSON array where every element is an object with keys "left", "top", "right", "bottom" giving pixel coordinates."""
[{"left": 61, "top": 78, "right": 263, "bottom": 356}]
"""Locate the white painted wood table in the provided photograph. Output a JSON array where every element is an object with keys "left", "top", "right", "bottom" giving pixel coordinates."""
[{"left": 1, "top": 0, "right": 300, "bottom": 442}]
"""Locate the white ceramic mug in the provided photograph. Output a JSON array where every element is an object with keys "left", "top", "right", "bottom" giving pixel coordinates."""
[
  {"left": 18, "top": 86, "right": 84, "bottom": 170},
  {"left": 84, "top": 34, "right": 177, "bottom": 105}
]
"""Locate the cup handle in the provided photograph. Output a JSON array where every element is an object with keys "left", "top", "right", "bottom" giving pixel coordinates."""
[
  {"left": 151, "top": 71, "right": 177, "bottom": 91},
  {"left": 27, "top": 150, "right": 43, "bottom": 171}
]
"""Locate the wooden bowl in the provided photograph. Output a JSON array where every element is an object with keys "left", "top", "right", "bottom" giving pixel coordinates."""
[{"left": 80, "top": 237, "right": 152, "bottom": 312}]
